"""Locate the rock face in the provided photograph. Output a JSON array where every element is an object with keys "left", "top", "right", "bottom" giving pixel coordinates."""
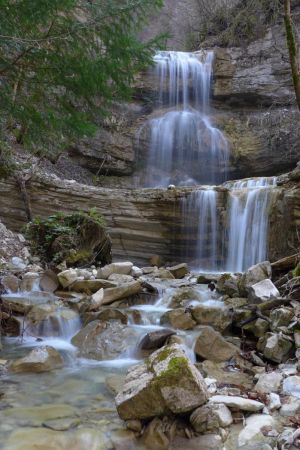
[
  {"left": 194, "top": 326, "right": 239, "bottom": 362},
  {"left": 8, "top": 346, "right": 63, "bottom": 373},
  {"left": 115, "top": 344, "right": 209, "bottom": 420}
]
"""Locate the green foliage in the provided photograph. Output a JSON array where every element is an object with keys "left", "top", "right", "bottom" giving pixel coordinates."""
[
  {"left": 25, "top": 209, "right": 107, "bottom": 265},
  {"left": 0, "top": 0, "right": 165, "bottom": 168},
  {"left": 293, "top": 263, "right": 300, "bottom": 277}
]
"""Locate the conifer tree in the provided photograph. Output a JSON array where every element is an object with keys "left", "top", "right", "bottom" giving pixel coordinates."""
[{"left": 0, "top": 0, "right": 164, "bottom": 166}]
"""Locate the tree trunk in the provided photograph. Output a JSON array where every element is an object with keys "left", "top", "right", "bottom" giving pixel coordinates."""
[{"left": 284, "top": 0, "right": 300, "bottom": 110}]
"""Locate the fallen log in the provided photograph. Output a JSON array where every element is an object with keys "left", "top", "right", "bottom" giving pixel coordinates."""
[{"left": 271, "top": 253, "right": 299, "bottom": 272}]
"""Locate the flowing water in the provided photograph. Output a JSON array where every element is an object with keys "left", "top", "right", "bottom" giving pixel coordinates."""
[{"left": 142, "top": 51, "right": 229, "bottom": 187}]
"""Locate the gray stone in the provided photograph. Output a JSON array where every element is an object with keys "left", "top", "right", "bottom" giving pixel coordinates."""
[
  {"left": 255, "top": 371, "right": 283, "bottom": 394},
  {"left": 209, "top": 395, "right": 264, "bottom": 412},
  {"left": 191, "top": 303, "right": 232, "bottom": 331},
  {"left": 57, "top": 269, "right": 78, "bottom": 288},
  {"left": 1, "top": 275, "right": 19, "bottom": 293},
  {"left": 240, "top": 261, "right": 272, "bottom": 296},
  {"left": 40, "top": 270, "right": 59, "bottom": 293},
  {"left": 91, "top": 281, "right": 142, "bottom": 307},
  {"left": 257, "top": 332, "right": 293, "bottom": 363},
  {"left": 270, "top": 307, "right": 294, "bottom": 330},
  {"left": 282, "top": 376, "right": 300, "bottom": 399},
  {"left": 190, "top": 403, "right": 232, "bottom": 433},
  {"left": 71, "top": 320, "right": 138, "bottom": 360},
  {"left": 8, "top": 346, "right": 63, "bottom": 373},
  {"left": 70, "top": 279, "right": 116, "bottom": 293},
  {"left": 20, "top": 272, "right": 40, "bottom": 292},
  {"left": 139, "top": 329, "right": 175, "bottom": 350},
  {"left": 166, "top": 263, "right": 189, "bottom": 279},
  {"left": 108, "top": 273, "right": 134, "bottom": 284},
  {"left": 248, "top": 279, "right": 280, "bottom": 304},
  {"left": 194, "top": 326, "right": 239, "bottom": 362},
  {"left": 115, "top": 344, "right": 209, "bottom": 420},
  {"left": 160, "top": 308, "right": 196, "bottom": 330},
  {"left": 238, "top": 414, "right": 276, "bottom": 448},
  {"left": 97, "top": 262, "right": 133, "bottom": 279}
]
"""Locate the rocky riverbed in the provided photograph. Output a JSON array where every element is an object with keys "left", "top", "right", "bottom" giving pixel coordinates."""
[{"left": 0, "top": 230, "right": 300, "bottom": 450}]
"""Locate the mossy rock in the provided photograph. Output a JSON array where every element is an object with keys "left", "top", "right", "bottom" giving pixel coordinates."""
[{"left": 25, "top": 209, "right": 112, "bottom": 267}]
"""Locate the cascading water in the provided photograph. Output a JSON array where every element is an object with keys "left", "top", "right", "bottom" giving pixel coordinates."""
[
  {"left": 225, "top": 177, "right": 278, "bottom": 272},
  {"left": 142, "top": 51, "right": 229, "bottom": 187},
  {"left": 181, "top": 189, "right": 220, "bottom": 271}
]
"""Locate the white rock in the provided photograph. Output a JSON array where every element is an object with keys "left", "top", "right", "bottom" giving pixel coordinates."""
[
  {"left": 57, "top": 269, "right": 78, "bottom": 288},
  {"left": 97, "top": 262, "right": 133, "bottom": 279},
  {"left": 11, "top": 256, "right": 27, "bottom": 270},
  {"left": 282, "top": 376, "right": 300, "bottom": 398},
  {"left": 255, "top": 371, "right": 283, "bottom": 394},
  {"left": 131, "top": 266, "right": 143, "bottom": 277},
  {"left": 248, "top": 279, "right": 280, "bottom": 303},
  {"left": 280, "top": 398, "right": 300, "bottom": 416},
  {"left": 209, "top": 395, "right": 264, "bottom": 412},
  {"left": 268, "top": 393, "right": 281, "bottom": 411},
  {"left": 108, "top": 273, "right": 134, "bottom": 284},
  {"left": 213, "top": 403, "right": 233, "bottom": 427},
  {"left": 238, "top": 414, "right": 275, "bottom": 448},
  {"left": 91, "top": 281, "right": 142, "bottom": 307}
]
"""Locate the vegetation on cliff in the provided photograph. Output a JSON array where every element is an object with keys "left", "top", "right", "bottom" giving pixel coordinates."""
[{"left": 0, "top": 0, "right": 164, "bottom": 174}]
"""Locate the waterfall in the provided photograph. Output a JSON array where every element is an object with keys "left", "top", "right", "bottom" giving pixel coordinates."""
[
  {"left": 142, "top": 51, "right": 229, "bottom": 187},
  {"left": 181, "top": 189, "right": 220, "bottom": 271},
  {"left": 225, "top": 177, "right": 277, "bottom": 272}
]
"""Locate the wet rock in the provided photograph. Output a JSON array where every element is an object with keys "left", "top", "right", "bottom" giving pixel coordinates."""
[
  {"left": 154, "top": 268, "right": 175, "bottom": 280},
  {"left": 106, "top": 374, "right": 126, "bottom": 395},
  {"left": 248, "top": 279, "right": 280, "bottom": 304},
  {"left": 0, "top": 311, "right": 20, "bottom": 336},
  {"left": 1, "top": 291, "right": 56, "bottom": 314},
  {"left": 217, "top": 273, "right": 241, "bottom": 297},
  {"left": 257, "top": 332, "right": 294, "bottom": 363},
  {"left": 209, "top": 395, "right": 264, "bottom": 412},
  {"left": 191, "top": 303, "right": 232, "bottom": 331},
  {"left": 160, "top": 308, "right": 196, "bottom": 330},
  {"left": 97, "top": 308, "right": 128, "bottom": 324},
  {"left": 282, "top": 376, "right": 300, "bottom": 398},
  {"left": 91, "top": 281, "right": 142, "bottom": 307},
  {"left": 194, "top": 326, "right": 239, "bottom": 362},
  {"left": 71, "top": 320, "right": 137, "bottom": 360},
  {"left": 70, "top": 279, "right": 116, "bottom": 293},
  {"left": 167, "top": 287, "right": 202, "bottom": 308},
  {"left": 166, "top": 263, "right": 189, "bottom": 279},
  {"left": 8, "top": 346, "right": 63, "bottom": 373},
  {"left": 115, "top": 343, "right": 209, "bottom": 420},
  {"left": 108, "top": 273, "right": 134, "bottom": 284},
  {"left": 40, "top": 270, "right": 59, "bottom": 293},
  {"left": 190, "top": 403, "right": 232, "bottom": 433},
  {"left": 240, "top": 261, "right": 272, "bottom": 295},
  {"left": 57, "top": 269, "right": 78, "bottom": 288},
  {"left": 97, "top": 262, "right": 133, "bottom": 279},
  {"left": 43, "top": 417, "right": 80, "bottom": 431},
  {"left": 238, "top": 414, "right": 276, "bottom": 448},
  {"left": 139, "top": 329, "right": 176, "bottom": 350},
  {"left": 197, "top": 273, "right": 221, "bottom": 284},
  {"left": 1, "top": 275, "right": 19, "bottom": 293},
  {"left": 27, "top": 305, "right": 79, "bottom": 337},
  {"left": 20, "top": 272, "right": 40, "bottom": 292}
]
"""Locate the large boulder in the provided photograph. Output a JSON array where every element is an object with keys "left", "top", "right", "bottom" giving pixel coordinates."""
[
  {"left": 90, "top": 281, "right": 142, "bottom": 307},
  {"left": 257, "top": 332, "right": 294, "bottom": 363},
  {"left": 254, "top": 371, "right": 283, "bottom": 394},
  {"left": 8, "top": 346, "right": 63, "bottom": 373},
  {"left": 71, "top": 320, "right": 138, "bottom": 360},
  {"left": 58, "top": 269, "right": 78, "bottom": 288},
  {"left": 240, "top": 261, "right": 272, "bottom": 296},
  {"left": 194, "top": 326, "right": 239, "bottom": 362},
  {"left": 191, "top": 303, "right": 232, "bottom": 332},
  {"left": 166, "top": 263, "right": 189, "bottom": 279},
  {"left": 115, "top": 344, "right": 209, "bottom": 420},
  {"left": 70, "top": 279, "right": 116, "bottom": 293},
  {"left": 190, "top": 403, "right": 233, "bottom": 433},
  {"left": 166, "top": 287, "right": 203, "bottom": 308},
  {"left": 160, "top": 308, "right": 196, "bottom": 330},
  {"left": 139, "top": 329, "right": 175, "bottom": 350},
  {"left": 248, "top": 279, "right": 280, "bottom": 304}
]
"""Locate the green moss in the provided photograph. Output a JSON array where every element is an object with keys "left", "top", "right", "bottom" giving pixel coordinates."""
[
  {"left": 293, "top": 263, "right": 300, "bottom": 277},
  {"left": 155, "top": 347, "right": 173, "bottom": 363}
]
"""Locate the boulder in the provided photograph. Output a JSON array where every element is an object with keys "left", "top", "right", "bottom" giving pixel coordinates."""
[
  {"left": 154, "top": 268, "right": 175, "bottom": 280},
  {"left": 1, "top": 275, "right": 19, "bottom": 293},
  {"left": 71, "top": 320, "right": 137, "bottom": 360},
  {"left": 254, "top": 371, "right": 283, "bottom": 394},
  {"left": 40, "top": 270, "right": 59, "bottom": 293},
  {"left": 166, "top": 263, "right": 189, "bottom": 279},
  {"left": 57, "top": 269, "right": 78, "bottom": 288},
  {"left": 26, "top": 305, "right": 79, "bottom": 337},
  {"left": 70, "top": 279, "right": 116, "bottom": 293},
  {"left": 91, "top": 281, "right": 142, "bottom": 307},
  {"left": 282, "top": 376, "right": 300, "bottom": 398},
  {"left": 238, "top": 415, "right": 276, "bottom": 448},
  {"left": 97, "top": 308, "right": 128, "bottom": 324},
  {"left": 194, "top": 326, "right": 239, "bottom": 362},
  {"left": 108, "top": 273, "right": 134, "bottom": 284},
  {"left": 160, "top": 308, "right": 196, "bottom": 330},
  {"left": 217, "top": 273, "right": 241, "bottom": 297},
  {"left": 139, "top": 329, "right": 176, "bottom": 350},
  {"left": 115, "top": 344, "right": 209, "bottom": 420},
  {"left": 190, "top": 403, "right": 232, "bottom": 433},
  {"left": 257, "top": 332, "right": 294, "bottom": 363},
  {"left": 1, "top": 291, "right": 56, "bottom": 314},
  {"left": 269, "top": 307, "right": 294, "bottom": 330},
  {"left": 209, "top": 395, "right": 264, "bottom": 412},
  {"left": 248, "top": 279, "right": 280, "bottom": 304},
  {"left": 8, "top": 346, "right": 63, "bottom": 373},
  {"left": 131, "top": 266, "right": 143, "bottom": 277},
  {"left": 240, "top": 261, "right": 272, "bottom": 296},
  {"left": 191, "top": 303, "right": 232, "bottom": 331},
  {"left": 97, "top": 262, "right": 133, "bottom": 279},
  {"left": 166, "top": 287, "right": 202, "bottom": 308}
]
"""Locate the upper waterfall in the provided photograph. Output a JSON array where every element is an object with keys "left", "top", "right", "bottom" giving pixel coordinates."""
[{"left": 140, "top": 51, "right": 229, "bottom": 188}]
